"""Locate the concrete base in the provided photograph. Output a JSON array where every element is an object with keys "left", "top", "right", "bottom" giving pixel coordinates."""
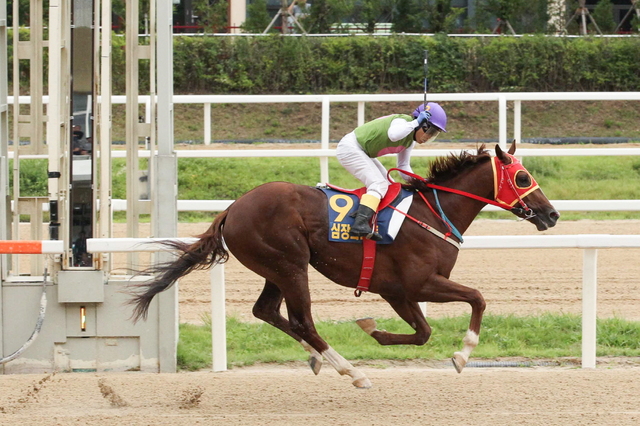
[{"left": 0, "top": 274, "right": 175, "bottom": 374}]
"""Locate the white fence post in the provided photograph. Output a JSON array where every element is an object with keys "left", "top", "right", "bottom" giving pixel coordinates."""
[
  {"left": 498, "top": 95, "right": 507, "bottom": 149},
  {"left": 357, "top": 101, "right": 365, "bottom": 127},
  {"left": 320, "top": 96, "right": 330, "bottom": 184},
  {"left": 80, "top": 235, "right": 640, "bottom": 371},
  {"left": 419, "top": 302, "right": 427, "bottom": 317},
  {"left": 582, "top": 248, "right": 598, "bottom": 369},
  {"left": 204, "top": 103, "right": 211, "bottom": 145},
  {"left": 211, "top": 263, "right": 227, "bottom": 372},
  {"left": 513, "top": 100, "right": 521, "bottom": 144}
]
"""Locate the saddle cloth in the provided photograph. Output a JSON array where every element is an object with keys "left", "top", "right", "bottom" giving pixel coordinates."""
[{"left": 317, "top": 183, "right": 413, "bottom": 244}]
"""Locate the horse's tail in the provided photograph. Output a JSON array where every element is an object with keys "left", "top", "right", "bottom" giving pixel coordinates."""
[{"left": 128, "top": 210, "right": 230, "bottom": 322}]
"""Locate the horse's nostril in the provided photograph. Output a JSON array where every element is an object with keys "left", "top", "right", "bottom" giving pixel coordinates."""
[{"left": 550, "top": 210, "right": 560, "bottom": 220}]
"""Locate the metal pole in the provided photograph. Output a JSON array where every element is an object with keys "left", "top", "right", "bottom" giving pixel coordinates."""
[{"left": 423, "top": 50, "right": 428, "bottom": 109}]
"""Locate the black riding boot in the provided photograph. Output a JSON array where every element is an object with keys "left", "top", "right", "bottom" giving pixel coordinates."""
[{"left": 350, "top": 204, "right": 382, "bottom": 241}]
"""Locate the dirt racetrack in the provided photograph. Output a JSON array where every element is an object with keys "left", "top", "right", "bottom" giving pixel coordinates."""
[
  {"left": 1, "top": 366, "right": 640, "bottom": 425},
  {"left": 4, "top": 219, "right": 640, "bottom": 425}
]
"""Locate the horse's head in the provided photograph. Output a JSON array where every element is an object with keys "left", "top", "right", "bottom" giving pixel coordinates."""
[{"left": 494, "top": 141, "right": 560, "bottom": 231}]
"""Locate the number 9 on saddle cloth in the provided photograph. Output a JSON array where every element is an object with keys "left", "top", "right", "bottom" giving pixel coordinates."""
[{"left": 317, "top": 183, "right": 414, "bottom": 244}]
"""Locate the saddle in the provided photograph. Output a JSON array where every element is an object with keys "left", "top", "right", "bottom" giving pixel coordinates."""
[
  {"left": 325, "top": 182, "right": 403, "bottom": 211},
  {"left": 318, "top": 183, "right": 411, "bottom": 245},
  {"left": 317, "top": 183, "right": 414, "bottom": 296}
]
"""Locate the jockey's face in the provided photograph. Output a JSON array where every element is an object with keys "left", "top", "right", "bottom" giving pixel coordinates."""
[{"left": 415, "top": 124, "right": 441, "bottom": 144}]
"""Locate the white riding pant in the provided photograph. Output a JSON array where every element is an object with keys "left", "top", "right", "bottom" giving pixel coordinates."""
[{"left": 336, "top": 132, "right": 390, "bottom": 200}]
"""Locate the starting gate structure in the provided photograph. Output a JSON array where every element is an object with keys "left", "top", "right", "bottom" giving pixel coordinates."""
[{"left": 0, "top": 0, "right": 178, "bottom": 373}]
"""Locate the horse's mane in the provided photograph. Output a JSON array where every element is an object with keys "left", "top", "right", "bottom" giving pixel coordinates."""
[{"left": 406, "top": 144, "right": 492, "bottom": 191}]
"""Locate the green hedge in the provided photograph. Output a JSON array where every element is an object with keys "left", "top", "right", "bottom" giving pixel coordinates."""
[
  {"left": 168, "top": 34, "right": 640, "bottom": 93},
  {"left": 8, "top": 32, "right": 640, "bottom": 94}
]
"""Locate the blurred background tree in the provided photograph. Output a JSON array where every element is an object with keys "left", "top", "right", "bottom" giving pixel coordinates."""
[
  {"left": 242, "top": 0, "right": 273, "bottom": 33},
  {"left": 391, "top": 0, "right": 427, "bottom": 33},
  {"left": 306, "top": 0, "right": 356, "bottom": 33},
  {"left": 193, "top": 0, "right": 228, "bottom": 33},
  {"left": 591, "top": 0, "right": 616, "bottom": 33},
  {"left": 424, "top": 0, "right": 465, "bottom": 33}
]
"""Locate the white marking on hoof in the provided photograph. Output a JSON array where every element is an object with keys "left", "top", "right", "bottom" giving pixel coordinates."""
[
  {"left": 352, "top": 376, "right": 372, "bottom": 389},
  {"left": 452, "top": 352, "right": 467, "bottom": 373},
  {"left": 300, "top": 340, "right": 323, "bottom": 375},
  {"left": 452, "top": 330, "right": 479, "bottom": 374},
  {"left": 322, "top": 346, "right": 371, "bottom": 388},
  {"left": 356, "top": 317, "right": 377, "bottom": 335}
]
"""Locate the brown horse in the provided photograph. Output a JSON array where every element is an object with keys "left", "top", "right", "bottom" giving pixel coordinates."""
[{"left": 129, "top": 142, "right": 559, "bottom": 388}]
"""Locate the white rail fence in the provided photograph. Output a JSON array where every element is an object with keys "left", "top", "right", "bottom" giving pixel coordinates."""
[
  {"left": 3, "top": 234, "right": 639, "bottom": 371},
  {"left": 81, "top": 234, "right": 638, "bottom": 372},
  {"left": 9, "top": 92, "right": 640, "bottom": 210},
  {"left": 6, "top": 92, "right": 640, "bottom": 370}
]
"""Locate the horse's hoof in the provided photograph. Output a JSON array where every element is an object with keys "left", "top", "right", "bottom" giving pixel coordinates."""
[
  {"left": 308, "top": 354, "right": 322, "bottom": 375},
  {"left": 352, "top": 376, "right": 372, "bottom": 389},
  {"left": 356, "top": 317, "right": 377, "bottom": 335},
  {"left": 451, "top": 352, "right": 467, "bottom": 374}
]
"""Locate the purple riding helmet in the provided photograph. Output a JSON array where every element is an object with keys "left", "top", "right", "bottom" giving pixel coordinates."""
[
  {"left": 411, "top": 102, "right": 447, "bottom": 144},
  {"left": 412, "top": 102, "right": 448, "bottom": 132}
]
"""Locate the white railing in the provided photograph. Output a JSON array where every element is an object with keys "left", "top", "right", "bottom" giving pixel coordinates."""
[
  {"left": 169, "top": 91, "right": 640, "bottom": 183},
  {"left": 85, "top": 234, "right": 640, "bottom": 372},
  {"left": 108, "top": 199, "right": 640, "bottom": 213},
  {"left": 8, "top": 92, "right": 640, "bottom": 183},
  {"left": 167, "top": 92, "right": 640, "bottom": 149}
]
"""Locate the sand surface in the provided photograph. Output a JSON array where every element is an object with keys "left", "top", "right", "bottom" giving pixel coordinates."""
[{"left": 4, "top": 219, "right": 640, "bottom": 425}]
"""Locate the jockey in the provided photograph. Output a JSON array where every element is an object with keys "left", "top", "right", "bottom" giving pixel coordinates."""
[{"left": 336, "top": 102, "right": 447, "bottom": 240}]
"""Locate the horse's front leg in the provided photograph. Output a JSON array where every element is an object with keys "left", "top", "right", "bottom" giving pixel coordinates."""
[
  {"left": 421, "top": 274, "right": 486, "bottom": 373},
  {"left": 356, "top": 296, "right": 432, "bottom": 345}
]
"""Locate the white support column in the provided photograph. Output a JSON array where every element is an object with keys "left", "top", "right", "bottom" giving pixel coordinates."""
[
  {"left": 125, "top": 0, "right": 141, "bottom": 268},
  {"left": 1, "top": 0, "right": 8, "bottom": 292},
  {"left": 99, "top": 0, "right": 112, "bottom": 246},
  {"left": 46, "top": 0, "right": 67, "bottom": 266},
  {"left": 228, "top": 0, "right": 246, "bottom": 34},
  {"left": 155, "top": 0, "right": 178, "bottom": 374},
  {"left": 582, "top": 248, "right": 598, "bottom": 369},
  {"left": 211, "top": 264, "right": 227, "bottom": 372},
  {"left": 320, "top": 96, "right": 330, "bottom": 184}
]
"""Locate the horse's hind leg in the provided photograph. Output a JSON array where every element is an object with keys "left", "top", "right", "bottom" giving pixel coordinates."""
[
  {"left": 276, "top": 275, "right": 371, "bottom": 388},
  {"left": 357, "top": 296, "right": 432, "bottom": 345},
  {"left": 252, "top": 280, "right": 323, "bottom": 374}
]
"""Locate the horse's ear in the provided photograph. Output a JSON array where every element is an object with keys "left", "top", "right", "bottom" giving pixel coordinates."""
[
  {"left": 508, "top": 139, "right": 517, "bottom": 155},
  {"left": 495, "top": 143, "right": 513, "bottom": 164}
]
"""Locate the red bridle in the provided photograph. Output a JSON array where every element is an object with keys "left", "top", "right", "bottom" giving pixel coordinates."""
[{"left": 389, "top": 153, "right": 539, "bottom": 217}]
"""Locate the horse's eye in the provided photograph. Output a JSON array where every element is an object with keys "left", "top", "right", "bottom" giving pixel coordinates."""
[{"left": 515, "top": 170, "right": 532, "bottom": 188}]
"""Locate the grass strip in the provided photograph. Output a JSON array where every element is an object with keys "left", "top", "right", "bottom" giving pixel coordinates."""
[{"left": 177, "top": 314, "right": 640, "bottom": 371}]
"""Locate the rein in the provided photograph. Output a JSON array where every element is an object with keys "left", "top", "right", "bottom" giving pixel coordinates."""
[
  {"left": 389, "top": 159, "right": 535, "bottom": 217},
  {"left": 386, "top": 157, "right": 537, "bottom": 246},
  {"left": 388, "top": 201, "right": 461, "bottom": 249}
]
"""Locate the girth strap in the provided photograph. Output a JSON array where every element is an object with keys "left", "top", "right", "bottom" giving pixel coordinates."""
[{"left": 355, "top": 238, "right": 376, "bottom": 297}]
